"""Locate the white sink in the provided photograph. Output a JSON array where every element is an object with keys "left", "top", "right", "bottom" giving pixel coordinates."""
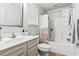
[
  {"left": 0, "top": 38, "right": 13, "bottom": 43},
  {"left": 15, "top": 35, "right": 36, "bottom": 39},
  {"left": 0, "top": 38, "right": 24, "bottom": 44},
  {"left": 16, "top": 35, "right": 27, "bottom": 38},
  {"left": 0, "top": 35, "right": 38, "bottom": 44}
]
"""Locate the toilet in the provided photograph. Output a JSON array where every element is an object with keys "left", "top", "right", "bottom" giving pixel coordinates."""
[{"left": 38, "top": 43, "right": 50, "bottom": 56}]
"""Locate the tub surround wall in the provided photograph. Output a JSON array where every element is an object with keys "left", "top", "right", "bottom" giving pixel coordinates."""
[{"left": 48, "top": 7, "right": 73, "bottom": 43}]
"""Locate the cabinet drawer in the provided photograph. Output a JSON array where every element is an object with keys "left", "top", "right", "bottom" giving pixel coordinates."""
[
  {"left": 6, "top": 47, "right": 25, "bottom": 56},
  {"left": 28, "top": 45, "right": 38, "bottom": 56},
  {"left": 28, "top": 38, "right": 38, "bottom": 49},
  {"left": 17, "top": 51, "right": 26, "bottom": 56},
  {"left": 0, "top": 43, "right": 26, "bottom": 56}
]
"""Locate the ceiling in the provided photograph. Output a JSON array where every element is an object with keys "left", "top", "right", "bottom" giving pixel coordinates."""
[{"left": 38, "top": 3, "right": 72, "bottom": 11}]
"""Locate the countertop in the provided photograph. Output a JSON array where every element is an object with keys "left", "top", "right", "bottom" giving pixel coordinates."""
[{"left": 0, "top": 35, "right": 39, "bottom": 51}]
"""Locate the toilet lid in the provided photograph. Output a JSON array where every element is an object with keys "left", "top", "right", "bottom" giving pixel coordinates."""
[{"left": 38, "top": 43, "right": 50, "bottom": 49}]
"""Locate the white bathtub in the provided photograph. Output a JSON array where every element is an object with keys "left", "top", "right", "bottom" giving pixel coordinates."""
[{"left": 49, "top": 41, "right": 76, "bottom": 56}]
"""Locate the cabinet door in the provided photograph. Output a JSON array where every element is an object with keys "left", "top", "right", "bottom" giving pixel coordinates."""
[
  {"left": 0, "top": 43, "right": 27, "bottom": 56},
  {"left": 28, "top": 45, "right": 38, "bottom": 56},
  {"left": 28, "top": 39, "right": 38, "bottom": 49}
]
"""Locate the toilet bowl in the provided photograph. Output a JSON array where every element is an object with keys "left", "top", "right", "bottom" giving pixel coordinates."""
[{"left": 38, "top": 43, "right": 50, "bottom": 56}]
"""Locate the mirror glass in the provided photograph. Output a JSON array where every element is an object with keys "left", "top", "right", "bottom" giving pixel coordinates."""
[{"left": 0, "top": 3, "right": 23, "bottom": 27}]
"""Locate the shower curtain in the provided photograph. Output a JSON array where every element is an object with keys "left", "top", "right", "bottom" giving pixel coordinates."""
[
  {"left": 39, "top": 14, "right": 48, "bottom": 43},
  {"left": 39, "top": 27, "right": 48, "bottom": 43}
]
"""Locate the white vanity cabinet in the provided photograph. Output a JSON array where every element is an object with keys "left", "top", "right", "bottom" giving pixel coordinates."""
[
  {"left": 27, "top": 38, "right": 39, "bottom": 56},
  {"left": 0, "top": 37, "right": 39, "bottom": 56},
  {"left": 0, "top": 43, "right": 27, "bottom": 56}
]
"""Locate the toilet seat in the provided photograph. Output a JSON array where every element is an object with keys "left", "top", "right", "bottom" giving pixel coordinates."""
[{"left": 38, "top": 43, "right": 50, "bottom": 52}]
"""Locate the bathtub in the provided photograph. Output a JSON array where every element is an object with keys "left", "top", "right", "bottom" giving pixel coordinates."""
[{"left": 49, "top": 41, "right": 76, "bottom": 56}]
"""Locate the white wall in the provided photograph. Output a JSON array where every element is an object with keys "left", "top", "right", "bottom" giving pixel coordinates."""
[
  {"left": 0, "top": 26, "right": 23, "bottom": 38},
  {"left": 37, "top": 4, "right": 47, "bottom": 15}
]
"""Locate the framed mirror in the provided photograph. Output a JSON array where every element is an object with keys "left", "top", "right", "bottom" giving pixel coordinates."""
[{"left": 0, "top": 3, "right": 23, "bottom": 27}]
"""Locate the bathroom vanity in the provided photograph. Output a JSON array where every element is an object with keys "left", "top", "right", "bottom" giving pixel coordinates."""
[{"left": 0, "top": 35, "right": 39, "bottom": 56}]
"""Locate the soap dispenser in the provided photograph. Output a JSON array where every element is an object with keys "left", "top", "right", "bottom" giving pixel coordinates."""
[{"left": 22, "top": 29, "right": 25, "bottom": 35}]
